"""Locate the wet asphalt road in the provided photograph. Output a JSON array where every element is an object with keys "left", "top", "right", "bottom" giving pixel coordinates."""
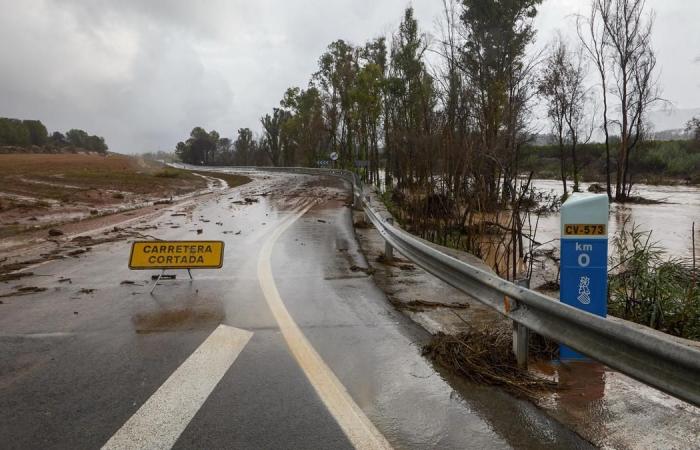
[{"left": 0, "top": 171, "right": 592, "bottom": 449}]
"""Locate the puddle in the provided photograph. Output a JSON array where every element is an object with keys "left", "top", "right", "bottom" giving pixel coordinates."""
[
  {"left": 132, "top": 307, "right": 224, "bottom": 333},
  {"left": 531, "top": 359, "right": 700, "bottom": 448}
]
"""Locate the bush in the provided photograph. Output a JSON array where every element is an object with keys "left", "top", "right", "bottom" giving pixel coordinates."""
[
  {"left": 154, "top": 169, "right": 181, "bottom": 178},
  {"left": 608, "top": 222, "right": 700, "bottom": 339}
]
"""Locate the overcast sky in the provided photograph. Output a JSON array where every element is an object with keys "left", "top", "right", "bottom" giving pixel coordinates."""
[{"left": 1, "top": 0, "right": 699, "bottom": 153}]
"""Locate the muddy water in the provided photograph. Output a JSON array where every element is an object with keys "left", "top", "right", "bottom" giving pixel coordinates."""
[{"left": 530, "top": 179, "right": 700, "bottom": 261}]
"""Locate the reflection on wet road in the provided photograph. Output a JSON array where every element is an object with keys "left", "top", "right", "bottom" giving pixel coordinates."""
[{"left": 0, "top": 171, "right": 591, "bottom": 449}]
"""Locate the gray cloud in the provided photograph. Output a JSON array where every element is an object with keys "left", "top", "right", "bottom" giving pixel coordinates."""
[{"left": 1, "top": 0, "right": 699, "bottom": 153}]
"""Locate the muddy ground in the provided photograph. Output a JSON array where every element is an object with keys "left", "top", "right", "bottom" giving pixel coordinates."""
[{"left": 0, "top": 154, "right": 249, "bottom": 243}]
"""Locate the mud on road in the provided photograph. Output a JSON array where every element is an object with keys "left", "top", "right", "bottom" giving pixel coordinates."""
[{"left": 0, "top": 154, "right": 252, "bottom": 243}]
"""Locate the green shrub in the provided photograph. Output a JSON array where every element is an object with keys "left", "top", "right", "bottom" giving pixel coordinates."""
[
  {"left": 154, "top": 169, "right": 180, "bottom": 178},
  {"left": 608, "top": 222, "right": 700, "bottom": 339}
]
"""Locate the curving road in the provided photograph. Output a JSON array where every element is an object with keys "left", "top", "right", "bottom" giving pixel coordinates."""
[{"left": 0, "top": 171, "right": 591, "bottom": 449}]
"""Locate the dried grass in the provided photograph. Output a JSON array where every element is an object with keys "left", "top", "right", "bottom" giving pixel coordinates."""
[{"left": 423, "top": 327, "right": 557, "bottom": 399}]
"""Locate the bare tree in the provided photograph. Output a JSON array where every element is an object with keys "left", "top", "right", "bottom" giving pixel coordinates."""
[
  {"left": 539, "top": 35, "right": 571, "bottom": 196},
  {"left": 562, "top": 44, "right": 592, "bottom": 193},
  {"left": 539, "top": 35, "right": 592, "bottom": 195},
  {"left": 584, "top": 0, "right": 660, "bottom": 201},
  {"left": 578, "top": 1, "right": 613, "bottom": 200}
]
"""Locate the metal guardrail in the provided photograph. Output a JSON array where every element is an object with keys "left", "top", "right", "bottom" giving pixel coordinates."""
[{"left": 197, "top": 165, "right": 700, "bottom": 407}]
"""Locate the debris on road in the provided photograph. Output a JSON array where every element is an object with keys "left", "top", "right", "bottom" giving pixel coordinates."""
[
  {"left": 0, "top": 286, "right": 47, "bottom": 297},
  {"left": 78, "top": 288, "right": 96, "bottom": 295},
  {"left": 67, "top": 248, "right": 90, "bottom": 257},
  {"left": 151, "top": 274, "right": 176, "bottom": 280},
  {"left": 349, "top": 265, "right": 375, "bottom": 275},
  {"left": 317, "top": 219, "right": 327, "bottom": 223},
  {"left": 58, "top": 277, "right": 72, "bottom": 283},
  {"left": 423, "top": 327, "right": 556, "bottom": 400},
  {"left": 196, "top": 229, "right": 203, "bottom": 235},
  {"left": 48, "top": 229, "right": 64, "bottom": 237},
  {"left": 0, "top": 272, "right": 33, "bottom": 282}
]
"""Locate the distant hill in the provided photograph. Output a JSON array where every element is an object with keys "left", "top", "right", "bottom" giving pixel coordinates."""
[
  {"left": 651, "top": 128, "right": 689, "bottom": 141},
  {"left": 648, "top": 107, "right": 700, "bottom": 134},
  {"left": 530, "top": 108, "right": 700, "bottom": 143}
]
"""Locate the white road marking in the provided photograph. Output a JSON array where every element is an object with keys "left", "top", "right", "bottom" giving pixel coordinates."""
[
  {"left": 102, "top": 324, "right": 253, "bottom": 450},
  {"left": 258, "top": 201, "right": 393, "bottom": 450}
]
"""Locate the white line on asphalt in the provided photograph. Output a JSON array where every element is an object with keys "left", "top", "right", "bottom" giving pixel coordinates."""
[
  {"left": 102, "top": 324, "right": 253, "bottom": 450},
  {"left": 258, "top": 201, "right": 393, "bottom": 450}
]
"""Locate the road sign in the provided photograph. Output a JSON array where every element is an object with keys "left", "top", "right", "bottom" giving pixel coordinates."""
[
  {"left": 330, "top": 152, "right": 338, "bottom": 161},
  {"left": 129, "top": 241, "right": 224, "bottom": 270},
  {"left": 560, "top": 194, "right": 609, "bottom": 360}
]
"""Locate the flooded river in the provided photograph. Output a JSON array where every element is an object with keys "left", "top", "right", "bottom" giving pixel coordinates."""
[{"left": 531, "top": 179, "right": 700, "bottom": 261}]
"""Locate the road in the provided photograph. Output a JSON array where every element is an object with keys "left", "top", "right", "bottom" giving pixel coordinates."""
[{"left": 0, "top": 171, "right": 591, "bottom": 449}]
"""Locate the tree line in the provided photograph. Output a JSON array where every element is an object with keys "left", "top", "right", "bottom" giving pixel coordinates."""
[
  {"left": 0, "top": 117, "right": 108, "bottom": 153},
  {"left": 172, "top": 0, "right": 689, "bottom": 279},
  {"left": 522, "top": 138, "right": 700, "bottom": 185},
  {"left": 180, "top": 0, "right": 677, "bottom": 204},
  {"left": 175, "top": 126, "right": 268, "bottom": 166}
]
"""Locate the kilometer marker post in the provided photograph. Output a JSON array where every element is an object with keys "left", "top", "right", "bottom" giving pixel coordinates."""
[{"left": 559, "top": 194, "right": 609, "bottom": 360}]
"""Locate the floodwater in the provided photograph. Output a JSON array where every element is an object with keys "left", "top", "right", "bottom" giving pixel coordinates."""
[{"left": 530, "top": 179, "right": 700, "bottom": 261}]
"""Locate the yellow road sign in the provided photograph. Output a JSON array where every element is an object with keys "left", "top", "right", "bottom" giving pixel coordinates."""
[{"left": 129, "top": 241, "right": 224, "bottom": 269}]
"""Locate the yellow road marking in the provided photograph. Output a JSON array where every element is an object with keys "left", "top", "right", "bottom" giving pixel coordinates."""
[{"left": 257, "top": 201, "right": 392, "bottom": 450}]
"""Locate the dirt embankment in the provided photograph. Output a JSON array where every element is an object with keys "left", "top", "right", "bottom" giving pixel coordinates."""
[{"left": 0, "top": 153, "right": 213, "bottom": 240}]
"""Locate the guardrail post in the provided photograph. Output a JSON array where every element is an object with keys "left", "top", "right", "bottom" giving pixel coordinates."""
[
  {"left": 384, "top": 217, "right": 394, "bottom": 262},
  {"left": 352, "top": 189, "right": 361, "bottom": 210},
  {"left": 363, "top": 195, "right": 371, "bottom": 223},
  {"left": 512, "top": 278, "right": 530, "bottom": 369}
]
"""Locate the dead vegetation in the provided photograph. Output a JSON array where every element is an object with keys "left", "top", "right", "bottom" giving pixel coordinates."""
[
  {"left": 0, "top": 286, "right": 47, "bottom": 298},
  {"left": 423, "top": 326, "right": 558, "bottom": 400},
  {"left": 388, "top": 296, "right": 470, "bottom": 313},
  {"left": 353, "top": 218, "right": 372, "bottom": 229},
  {"left": 349, "top": 265, "right": 375, "bottom": 275}
]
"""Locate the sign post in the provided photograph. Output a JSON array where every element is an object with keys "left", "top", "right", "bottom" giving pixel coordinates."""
[
  {"left": 560, "top": 194, "right": 609, "bottom": 360},
  {"left": 129, "top": 240, "right": 225, "bottom": 294}
]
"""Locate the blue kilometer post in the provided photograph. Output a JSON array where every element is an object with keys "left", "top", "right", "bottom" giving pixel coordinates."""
[{"left": 559, "top": 194, "right": 609, "bottom": 360}]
